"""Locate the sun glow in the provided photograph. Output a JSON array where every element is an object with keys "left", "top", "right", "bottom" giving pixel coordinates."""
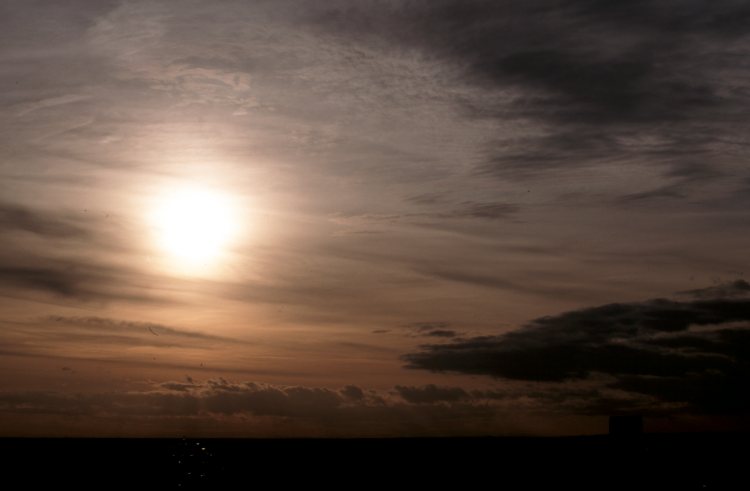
[{"left": 150, "top": 186, "right": 239, "bottom": 268}]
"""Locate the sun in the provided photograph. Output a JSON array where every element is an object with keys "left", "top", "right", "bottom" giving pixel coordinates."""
[{"left": 150, "top": 186, "right": 239, "bottom": 267}]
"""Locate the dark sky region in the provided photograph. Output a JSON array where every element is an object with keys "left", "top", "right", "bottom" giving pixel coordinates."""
[{"left": 1, "top": 0, "right": 749, "bottom": 437}]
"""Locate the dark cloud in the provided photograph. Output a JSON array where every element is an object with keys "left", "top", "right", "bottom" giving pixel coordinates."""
[
  {"left": 490, "top": 47, "right": 716, "bottom": 125},
  {"left": 666, "top": 162, "right": 724, "bottom": 181},
  {"left": 395, "top": 384, "right": 469, "bottom": 404},
  {"left": 167, "top": 379, "right": 359, "bottom": 418},
  {"left": 0, "top": 260, "right": 165, "bottom": 304},
  {"left": 423, "top": 329, "right": 457, "bottom": 338},
  {"left": 571, "top": 0, "right": 750, "bottom": 36},
  {"left": 0, "top": 380, "right": 362, "bottom": 419},
  {"left": 314, "top": 0, "right": 745, "bottom": 119},
  {"left": 406, "top": 192, "right": 447, "bottom": 206},
  {"left": 404, "top": 288, "right": 750, "bottom": 413},
  {"left": 419, "top": 268, "right": 591, "bottom": 301},
  {"left": 423, "top": 270, "right": 519, "bottom": 292},
  {"left": 617, "top": 186, "right": 686, "bottom": 203},
  {"left": 24, "top": 382, "right": 287, "bottom": 415},
  {"left": 0, "top": 316, "right": 243, "bottom": 362},
  {"left": 477, "top": 131, "right": 619, "bottom": 179},
  {"left": 311, "top": 1, "right": 749, "bottom": 184},
  {"left": 0, "top": 264, "right": 153, "bottom": 303},
  {"left": 680, "top": 279, "right": 750, "bottom": 299},
  {"left": 0, "top": 379, "right": 525, "bottom": 436},
  {"left": 0, "top": 202, "right": 90, "bottom": 239},
  {"left": 405, "top": 322, "right": 458, "bottom": 338},
  {"left": 0, "top": 200, "right": 155, "bottom": 305},
  {"left": 159, "top": 382, "right": 196, "bottom": 392},
  {"left": 2, "top": 376, "right": 739, "bottom": 435},
  {"left": 450, "top": 202, "right": 519, "bottom": 221},
  {"left": 408, "top": 322, "right": 450, "bottom": 331},
  {"left": 340, "top": 385, "right": 365, "bottom": 401},
  {"left": 46, "top": 316, "right": 239, "bottom": 343},
  {"left": 616, "top": 162, "right": 724, "bottom": 205}
]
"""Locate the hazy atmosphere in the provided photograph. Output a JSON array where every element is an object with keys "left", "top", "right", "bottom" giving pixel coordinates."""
[{"left": 2, "top": 0, "right": 749, "bottom": 437}]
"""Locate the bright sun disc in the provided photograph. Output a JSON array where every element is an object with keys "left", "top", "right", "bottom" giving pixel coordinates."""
[{"left": 151, "top": 186, "right": 238, "bottom": 266}]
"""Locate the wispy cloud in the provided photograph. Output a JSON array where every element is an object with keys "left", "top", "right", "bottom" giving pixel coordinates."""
[
  {"left": 0, "top": 201, "right": 91, "bottom": 239},
  {"left": 0, "top": 261, "right": 166, "bottom": 304},
  {"left": 46, "top": 315, "right": 241, "bottom": 344}
]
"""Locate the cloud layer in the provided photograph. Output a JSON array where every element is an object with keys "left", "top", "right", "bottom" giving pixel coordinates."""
[
  {"left": 1, "top": 0, "right": 750, "bottom": 436},
  {"left": 405, "top": 283, "right": 750, "bottom": 413},
  {"left": 0, "top": 379, "right": 530, "bottom": 437}
]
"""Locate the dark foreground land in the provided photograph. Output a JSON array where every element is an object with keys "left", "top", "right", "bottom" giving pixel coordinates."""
[{"left": 0, "top": 433, "right": 745, "bottom": 489}]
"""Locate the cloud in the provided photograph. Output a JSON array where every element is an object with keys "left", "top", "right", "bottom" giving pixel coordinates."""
[
  {"left": 395, "top": 385, "right": 469, "bottom": 404},
  {"left": 0, "top": 201, "right": 163, "bottom": 305},
  {"left": 449, "top": 202, "right": 519, "bottom": 221},
  {"left": 0, "top": 379, "right": 351, "bottom": 418},
  {"left": 680, "top": 280, "right": 750, "bottom": 299},
  {"left": 0, "top": 262, "right": 163, "bottom": 304},
  {"left": 191, "top": 379, "right": 346, "bottom": 417},
  {"left": 616, "top": 162, "right": 724, "bottom": 205},
  {"left": 417, "top": 268, "right": 595, "bottom": 301},
  {"left": 158, "top": 382, "right": 196, "bottom": 392},
  {"left": 1, "top": 0, "right": 749, "bottom": 435},
  {"left": 617, "top": 186, "right": 686, "bottom": 203},
  {"left": 0, "top": 316, "right": 244, "bottom": 367},
  {"left": 1, "top": 375, "right": 742, "bottom": 436},
  {"left": 405, "top": 322, "right": 458, "bottom": 338},
  {"left": 406, "top": 192, "right": 447, "bottom": 205},
  {"left": 0, "top": 202, "right": 91, "bottom": 239},
  {"left": 403, "top": 286, "right": 750, "bottom": 413},
  {"left": 46, "top": 316, "right": 239, "bottom": 343},
  {"left": 408, "top": 322, "right": 451, "bottom": 331},
  {"left": 308, "top": 0, "right": 750, "bottom": 187},
  {"left": 423, "top": 330, "right": 457, "bottom": 338},
  {"left": 0, "top": 379, "right": 536, "bottom": 436},
  {"left": 340, "top": 385, "right": 365, "bottom": 401}
]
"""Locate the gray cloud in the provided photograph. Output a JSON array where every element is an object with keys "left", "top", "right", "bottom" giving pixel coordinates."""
[
  {"left": 404, "top": 286, "right": 750, "bottom": 413},
  {"left": 0, "top": 379, "right": 532, "bottom": 436},
  {"left": 423, "top": 330, "right": 457, "bottom": 338},
  {"left": 312, "top": 0, "right": 744, "bottom": 110},
  {"left": 680, "top": 279, "right": 750, "bottom": 299},
  {"left": 405, "top": 322, "right": 458, "bottom": 339},
  {"left": 0, "top": 202, "right": 91, "bottom": 239},
  {"left": 449, "top": 202, "right": 519, "bottom": 221},
  {"left": 0, "top": 379, "right": 352, "bottom": 418},
  {"left": 0, "top": 261, "right": 163, "bottom": 304},
  {"left": 158, "top": 382, "right": 196, "bottom": 392},
  {"left": 0, "top": 200, "right": 161, "bottom": 305},
  {"left": 340, "top": 385, "right": 365, "bottom": 401},
  {"left": 418, "top": 268, "right": 594, "bottom": 301},
  {"left": 0, "top": 374, "right": 737, "bottom": 435},
  {"left": 46, "top": 316, "right": 239, "bottom": 343},
  {"left": 309, "top": 0, "right": 749, "bottom": 188},
  {"left": 406, "top": 192, "right": 448, "bottom": 206},
  {"left": 1, "top": 0, "right": 749, "bottom": 437},
  {"left": 617, "top": 187, "right": 687, "bottom": 204},
  {"left": 0, "top": 316, "right": 244, "bottom": 365},
  {"left": 408, "top": 322, "right": 451, "bottom": 331},
  {"left": 395, "top": 384, "right": 469, "bottom": 404}
]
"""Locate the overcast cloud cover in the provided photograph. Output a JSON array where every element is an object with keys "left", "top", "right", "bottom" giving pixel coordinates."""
[{"left": 1, "top": 0, "right": 749, "bottom": 435}]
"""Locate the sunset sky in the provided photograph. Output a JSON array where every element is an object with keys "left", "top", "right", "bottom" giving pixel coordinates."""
[{"left": 1, "top": 0, "right": 749, "bottom": 437}]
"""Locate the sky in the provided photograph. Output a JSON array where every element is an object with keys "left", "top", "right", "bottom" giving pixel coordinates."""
[{"left": 1, "top": 0, "right": 749, "bottom": 437}]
